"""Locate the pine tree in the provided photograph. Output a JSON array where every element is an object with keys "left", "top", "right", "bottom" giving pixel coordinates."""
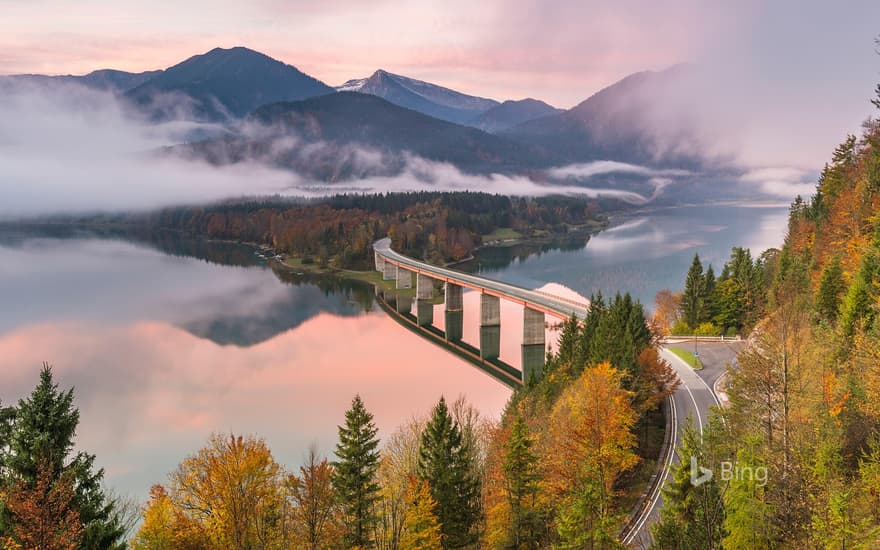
[
  {"left": 681, "top": 254, "right": 705, "bottom": 329},
  {"left": 652, "top": 417, "right": 726, "bottom": 549},
  {"left": 816, "top": 255, "right": 846, "bottom": 323},
  {"left": 5, "top": 365, "right": 124, "bottom": 550},
  {"left": 702, "top": 264, "right": 717, "bottom": 324},
  {"left": 418, "top": 397, "right": 481, "bottom": 549},
  {"left": 400, "top": 478, "right": 442, "bottom": 550},
  {"left": 333, "top": 395, "right": 381, "bottom": 548},
  {"left": 502, "top": 415, "right": 542, "bottom": 549}
]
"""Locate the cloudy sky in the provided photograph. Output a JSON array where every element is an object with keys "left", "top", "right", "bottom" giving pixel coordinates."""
[
  {"left": 1, "top": 0, "right": 879, "bottom": 212},
  {"left": 2, "top": 1, "right": 877, "bottom": 107}
]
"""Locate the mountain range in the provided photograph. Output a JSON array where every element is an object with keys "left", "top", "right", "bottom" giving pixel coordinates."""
[{"left": 5, "top": 46, "right": 706, "bottom": 176}]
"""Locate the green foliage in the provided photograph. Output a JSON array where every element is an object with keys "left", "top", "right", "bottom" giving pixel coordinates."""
[
  {"left": 681, "top": 254, "right": 706, "bottom": 328},
  {"left": 816, "top": 255, "right": 846, "bottom": 323},
  {"left": 694, "top": 322, "right": 721, "bottom": 336},
  {"left": 501, "top": 415, "right": 542, "bottom": 549},
  {"left": 652, "top": 417, "right": 727, "bottom": 549},
  {"left": 1, "top": 365, "right": 125, "bottom": 549},
  {"left": 333, "top": 395, "right": 381, "bottom": 548},
  {"left": 841, "top": 248, "right": 880, "bottom": 337},
  {"left": 670, "top": 319, "right": 692, "bottom": 335},
  {"left": 587, "top": 292, "right": 652, "bottom": 381},
  {"left": 418, "top": 397, "right": 482, "bottom": 549}
]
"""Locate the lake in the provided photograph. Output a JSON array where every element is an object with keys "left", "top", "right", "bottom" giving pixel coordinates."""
[{"left": 0, "top": 201, "right": 789, "bottom": 501}]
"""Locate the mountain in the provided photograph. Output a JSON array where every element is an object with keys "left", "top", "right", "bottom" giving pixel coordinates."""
[
  {"left": 181, "top": 92, "right": 560, "bottom": 180},
  {"left": 3, "top": 69, "right": 162, "bottom": 93},
  {"left": 125, "top": 46, "right": 334, "bottom": 121},
  {"left": 335, "top": 69, "right": 498, "bottom": 124},
  {"left": 502, "top": 65, "right": 702, "bottom": 167},
  {"left": 468, "top": 98, "right": 562, "bottom": 133}
]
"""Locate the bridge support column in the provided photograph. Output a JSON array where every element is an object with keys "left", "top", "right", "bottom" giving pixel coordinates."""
[
  {"left": 396, "top": 266, "right": 413, "bottom": 289},
  {"left": 445, "top": 283, "right": 463, "bottom": 343},
  {"left": 415, "top": 275, "right": 435, "bottom": 326},
  {"left": 382, "top": 260, "right": 396, "bottom": 280},
  {"left": 416, "top": 274, "right": 434, "bottom": 300},
  {"left": 374, "top": 250, "right": 385, "bottom": 272},
  {"left": 396, "top": 295, "right": 412, "bottom": 314},
  {"left": 416, "top": 300, "right": 434, "bottom": 326},
  {"left": 522, "top": 307, "right": 545, "bottom": 382},
  {"left": 480, "top": 294, "right": 501, "bottom": 360}
]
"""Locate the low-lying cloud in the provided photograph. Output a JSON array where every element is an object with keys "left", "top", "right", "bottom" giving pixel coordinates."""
[{"left": 0, "top": 81, "right": 687, "bottom": 217}]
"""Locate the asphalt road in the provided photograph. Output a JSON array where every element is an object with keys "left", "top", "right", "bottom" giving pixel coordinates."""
[{"left": 622, "top": 340, "right": 744, "bottom": 548}]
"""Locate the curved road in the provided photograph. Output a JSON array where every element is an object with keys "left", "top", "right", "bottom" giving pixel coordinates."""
[
  {"left": 374, "top": 238, "right": 590, "bottom": 320},
  {"left": 622, "top": 340, "right": 744, "bottom": 548}
]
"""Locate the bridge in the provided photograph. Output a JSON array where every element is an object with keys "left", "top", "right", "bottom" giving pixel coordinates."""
[{"left": 373, "top": 238, "right": 590, "bottom": 382}]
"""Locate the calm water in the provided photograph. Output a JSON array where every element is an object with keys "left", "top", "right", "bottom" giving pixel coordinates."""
[{"left": 0, "top": 202, "right": 789, "bottom": 501}]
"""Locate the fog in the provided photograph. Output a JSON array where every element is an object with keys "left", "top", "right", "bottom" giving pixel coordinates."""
[{"left": 0, "top": 80, "right": 695, "bottom": 217}]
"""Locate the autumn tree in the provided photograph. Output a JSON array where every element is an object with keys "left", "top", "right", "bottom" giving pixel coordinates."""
[
  {"left": 3, "top": 460, "right": 83, "bottom": 550},
  {"left": 169, "top": 433, "right": 286, "bottom": 549},
  {"left": 288, "top": 446, "right": 342, "bottom": 550},
  {"left": 374, "top": 417, "right": 425, "bottom": 550},
  {"left": 652, "top": 289, "right": 681, "bottom": 336},
  {"left": 333, "top": 395, "right": 381, "bottom": 548},
  {"left": 542, "top": 362, "right": 639, "bottom": 548},
  {"left": 399, "top": 478, "right": 442, "bottom": 550},
  {"left": 418, "top": 397, "right": 481, "bottom": 549}
]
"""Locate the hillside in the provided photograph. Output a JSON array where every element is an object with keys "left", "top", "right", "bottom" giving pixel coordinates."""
[
  {"left": 182, "top": 92, "right": 561, "bottom": 179},
  {"left": 125, "top": 46, "right": 334, "bottom": 121},
  {"left": 468, "top": 98, "right": 561, "bottom": 133},
  {"left": 502, "top": 65, "right": 702, "bottom": 167},
  {"left": 653, "top": 91, "right": 880, "bottom": 547},
  {"left": 336, "top": 69, "right": 498, "bottom": 124}
]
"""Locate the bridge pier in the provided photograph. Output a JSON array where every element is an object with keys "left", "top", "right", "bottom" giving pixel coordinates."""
[
  {"left": 445, "top": 283, "right": 463, "bottom": 343},
  {"left": 480, "top": 294, "right": 501, "bottom": 360},
  {"left": 396, "top": 295, "right": 412, "bottom": 314},
  {"left": 522, "top": 307, "right": 545, "bottom": 382},
  {"left": 374, "top": 250, "right": 385, "bottom": 272},
  {"left": 415, "top": 274, "right": 435, "bottom": 326},
  {"left": 416, "top": 274, "right": 434, "bottom": 300},
  {"left": 382, "top": 259, "right": 396, "bottom": 280},
  {"left": 396, "top": 266, "right": 413, "bottom": 289}
]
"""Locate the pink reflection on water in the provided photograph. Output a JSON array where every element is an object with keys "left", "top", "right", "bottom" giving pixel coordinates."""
[{"left": 0, "top": 311, "right": 511, "bottom": 498}]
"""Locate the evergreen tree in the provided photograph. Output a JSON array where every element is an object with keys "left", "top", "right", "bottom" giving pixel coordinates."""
[
  {"left": 815, "top": 255, "right": 846, "bottom": 323},
  {"left": 418, "top": 397, "right": 481, "bottom": 549},
  {"left": 702, "top": 264, "right": 717, "bottom": 324},
  {"left": 588, "top": 293, "right": 652, "bottom": 380},
  {"left": 333, "top": 395, "right": 381, "bottom": 548},
  {"left": 681, "top": 254, "right": 706, "bottom": 329},
  {"left": 4, "top": 365, "right": 124, "bottom": 549},
  {"left": 400, "top": 478, "right": 443, "bottom": 550},
  {"left": 576, "top": 292, "right": 605, "bottom": 372},
  {"left": 556, "top": 314, "right": 581, "bottom": 368},
  {"left": 502, "top": 415, "right": 542, "bottom": 549},
  {"left": 652, "top": 417, "right": 727, "bottom": 549}
]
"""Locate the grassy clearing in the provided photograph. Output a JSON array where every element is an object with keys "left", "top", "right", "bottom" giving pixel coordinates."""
[
  {"left": 668, "top": 346, "right": 704, "bottom": 370},
  {"left": 482, "top": 227, "right": 523, "bottom": 241}
]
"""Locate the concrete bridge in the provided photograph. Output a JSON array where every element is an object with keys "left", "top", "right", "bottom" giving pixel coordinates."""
[{"left": 373, "top": 238, "right": 590, "bottom": 382}]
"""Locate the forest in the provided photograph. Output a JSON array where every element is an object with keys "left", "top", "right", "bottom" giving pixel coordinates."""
[
  {"left": 119, "top": 192, "right": 606, "bottom": 269},
  {"left": 0, "top": 287, "right": 678, "bottom": 549},
  {"left": 648, "top": 87, "right": 880, "bottom": 548}
]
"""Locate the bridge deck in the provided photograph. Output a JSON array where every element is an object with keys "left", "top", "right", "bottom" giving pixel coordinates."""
[{"left": 374, "top": 238, "right": 590, "bottom": 320}]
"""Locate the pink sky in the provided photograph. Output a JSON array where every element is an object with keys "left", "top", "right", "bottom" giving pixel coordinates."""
[{"left": 2, "top": 0, "right": 879, "bottom": 168}]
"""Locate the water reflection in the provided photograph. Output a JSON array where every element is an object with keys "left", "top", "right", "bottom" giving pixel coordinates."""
[
  {"left": 0, "top": 229, "right": 512, "bottom": 500},
  {"left": 465, "top": 203, "right": 790, "bottom": 306}
]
